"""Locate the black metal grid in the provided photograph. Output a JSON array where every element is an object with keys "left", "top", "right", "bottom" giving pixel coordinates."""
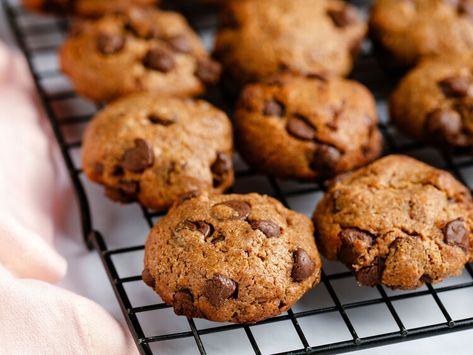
[{"left": 4, "top": 0, "right": 473, "bottom": 353}]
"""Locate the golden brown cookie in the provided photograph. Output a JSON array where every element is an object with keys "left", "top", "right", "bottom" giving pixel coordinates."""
[
  {"left": 82, "top": 94, "right": 234, "bottom": 211},
  {"left": 214, "top": 0, "right": 366, "bottom": 89},
  {"left": 369, "top": 0, "right": 473, "bottom": 68},
  {"left": 313, "top": 155, "right": 473, "bottom": 290},
  {"left": 234, "top": 73, "right": 383, "bottom": 181},
  {"left": 23, "top": 0, "right": 158, "bottom": 17},
  {"left": 143, "top": 192, "right": 322, "bottom": 323},
  {"left": 60, "top": 8, "right": 221, "bottom": 102},
  {"left": 390, "top": 54, "right": 473, "bottom": 151}
]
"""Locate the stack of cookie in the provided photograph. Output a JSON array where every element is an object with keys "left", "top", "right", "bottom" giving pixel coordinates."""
[{"left": 22, "top": 0, "right": 473, "bottom": 324}]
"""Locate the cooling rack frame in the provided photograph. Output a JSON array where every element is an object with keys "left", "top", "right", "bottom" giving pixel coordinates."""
[{"left": 4, "top": 0, "right": 473, "bottom": 353}]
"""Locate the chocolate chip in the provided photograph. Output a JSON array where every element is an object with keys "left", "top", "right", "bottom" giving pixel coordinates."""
[
  {"left": 286, "top": 115, "right": 317, "bottom": 140},
  {"left": 173, "top": 290, "right": 202, "bottom": 317},
  {"left": 143, "top": 47, "right": 176, "bottom": 72},
  {"left": 213, "top": 200, "right": 251, "bottom": 220},
  {"left": 97, "top": 32, "right": 125, "bottom": 55},
  {"left": 210, "top": 233, "right": 225, "bottom": 243},
  {"left": 195, "top": 59, "right": 221, "bottom": 85},
  {"left": 142, "top": 269, "right": 155, "bottom": 288},
  {"left": 195, "top": 222, "right": 213, "bottom": 238},
  {"left": 459, "top": 1, "right": 473, "bottom": 19},
  {"left": 177, "top": 190, "right": 201, "bottom": 205},
  {"left": 43, "top": 0, "right": 74, "bottom": 12},
  {"left": 291, "top": 248, "right": 316, "bottom": 282},
  {"left": 310, "top": 144, "right": 342, "bottom": 173},
  {"left": 250, "top": 220, "right": 281, "bottom": 238},
  {"left": 167, "top": 34, "right": 192, "bottom": 53},
  {"left": 444, "top": 218, "right": 470, "bottom": 251},
  {"left": 425, "top": 108, "right": 463, "bottom": 144},
  {"left": 105, "top": 181, "right": 139, "bottom": 203},
  {"left": 204, "top": 274, "right": 237, "bottom": 307},
  {"left": 112, "top": 165, "right": 124, "bottom": 177},
  {"left": 439, "top": 76, "right": 472, "bottom": 97},
  {"left": 355, "top": 257, "right": 383, "bottom": 287},
  {"left": 263, "top": 100, "right": 285, "bottom": 117},
  {"left": 176, "top": 220, "right": 214, "bottom": 238},
  {"left": 148, "top": 113, "right": 176, "bottom": 126},
  {"left": 121, "top": 139, "right": 154, "bottom": 173},
  {"left": 338, "top": 229, "right": 373, "bottom": 265},
  {"left": 211, "top": 152, "right": 232, "bottom": 187},
  {"left": 93, "top": 162, "right": 104, "bottom": 176},
  {"left": 327, "top": 6, "right": 359, "bottom": 28}
]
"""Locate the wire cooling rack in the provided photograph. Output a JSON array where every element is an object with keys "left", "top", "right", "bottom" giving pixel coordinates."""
[{"left": 4, "top": 0, "right": 473, "bottom": 353}]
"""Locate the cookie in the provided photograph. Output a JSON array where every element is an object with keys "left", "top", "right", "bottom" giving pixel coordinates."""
[
  {"left": 313, "top": 155, "right": 473, "bottom": 290},
  {"left": 234, "top": 73, "right": 383, "bottom": 181},
  {"left": 23, "top": 0, "right": 158, "bottom": 17},
  {"left": 82, "top": 94, "right": 234, "bottom": 211},
  {"left": 213, "top": 0, "right": 366, "bottom": 90},
  {"left": 390, "top": 54, "right": 473, "bottom": 151},
  {"left": 369, "top": 0, "right": 473, "bottom": 68},
  {"left": 60, "top": 8, "right": 221, "bottom": 102},
  {"left": 143, "top": 192, "right": 321, "bottom": 323}
]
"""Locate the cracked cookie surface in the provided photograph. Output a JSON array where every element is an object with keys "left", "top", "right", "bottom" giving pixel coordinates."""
[
  {"left": 60, "top": 8, "right": 221, "bottom": 102},
  {"left": 213, "top": 0, "right": 366, "bottom": 89},
  {"left": 391, "top": 54, "right": 473, "bottom": 152},
  {"left": 143, "top": 193, "right": 321, "bottom": 323},
  {"left": 369, "top": 0, "right": 473, "bottom": 68},
  {"left": 313, "top": 155, "right": 473, "bottom": 289},
  {"left": 235, "top": 73, "right": 383, "bottom": 181},
  {"left": 82, "top": 94, "right": 234, "bottom": 211},
  {"left": 23, "top": 0, "right": 157, "bottom": 17}
]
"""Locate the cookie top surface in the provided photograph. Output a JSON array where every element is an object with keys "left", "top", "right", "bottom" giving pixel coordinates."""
[
  {"left": 313, "top": 155, "right": 473, "bottom": 289},
  {"left": 390, "top": 54, "right": 473, "bottom": 150},
  {"left": 23, "top": 0, "right": 158, "bottom": 17},
  {"left": 60, "top": 8, "right": 221, "bottom": 102},
  {"left": 143, "top": 193, "right": 321, "bottom": 323},
  {"left": 213, "top": 0, "right": 366, "bottom": 86},
  {"left": 235, "top": 73, "right": 383, "bottom": 180},
  {"left": 82, "top": 94, "right": 234, "bottom": 211},
  {"left": 369, "top": 0, "right": 473, "bottom": 67}
]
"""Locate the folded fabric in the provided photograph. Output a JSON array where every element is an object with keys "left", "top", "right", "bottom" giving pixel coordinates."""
[
  {"left": 0, "top": 36, "right": 70, "bottom": 281},
  {"left": 0, "top": 265, "right": 138, "bottom": 355},
  {"left": 0, "top": 42, "right": 138, "bottom": 354}
]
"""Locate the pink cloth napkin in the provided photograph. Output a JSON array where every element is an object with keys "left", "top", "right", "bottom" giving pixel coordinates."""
[{"left": 0, "top": 42, "right": 138, "bottom": 354}]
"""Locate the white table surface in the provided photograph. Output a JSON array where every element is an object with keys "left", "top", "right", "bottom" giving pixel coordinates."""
[{"left": 2, "top": 2, "right": 473, "bottom": 354}]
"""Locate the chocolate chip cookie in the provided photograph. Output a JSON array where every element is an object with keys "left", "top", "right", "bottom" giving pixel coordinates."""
[
  {"left": 214, "top": 0, "right": 366, "bottom": 90},
  {"left": 23, "top": 0, "right": 158, "bottom": 17},
  {"left": 313, "top": 155, "right": 473, "bottom": 290},
  {"left": 234, "top": 73, "right": 383, "bottom": 181},
  {"left": 60, "top": 8, "right": 221, "bottom": 102},
  {"left": 370, "top": 0, "right": 473, "bottom": 68},
  {"left": 82, "top": 94, "right": 234, "bottom": 211},
  {"left": 143, "top": 192, "right": 321, "bottom": 323},
  {"left": 390, "top": 54, "right": 473, "bottom": 151}
]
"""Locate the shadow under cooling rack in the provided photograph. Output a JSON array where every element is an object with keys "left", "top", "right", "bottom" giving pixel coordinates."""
[{"left": 4, "top": 0, "right": 473, "bottom": 354}]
